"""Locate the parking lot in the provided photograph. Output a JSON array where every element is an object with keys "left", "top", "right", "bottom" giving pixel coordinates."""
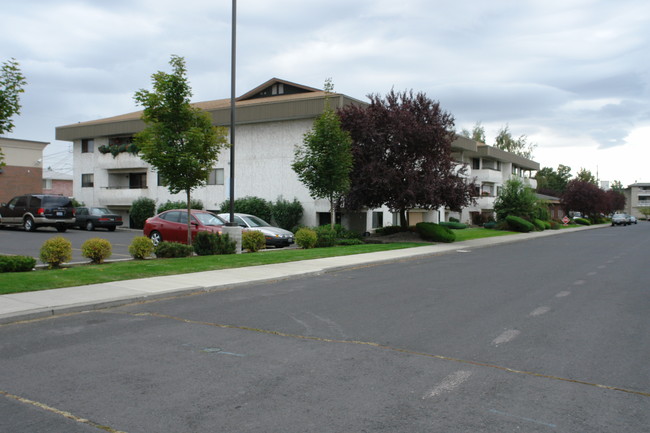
[{"left": 0, "top": 226, "right": 140, "bottom": 264}]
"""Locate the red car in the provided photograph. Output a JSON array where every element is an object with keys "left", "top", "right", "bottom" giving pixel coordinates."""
[{"left": 143, "top": 209, "right": 227, "bottom": 246}]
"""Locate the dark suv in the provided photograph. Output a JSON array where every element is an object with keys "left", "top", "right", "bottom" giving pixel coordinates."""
[{"left": 0, "top": 194, "right": 75, "bottom": 232}]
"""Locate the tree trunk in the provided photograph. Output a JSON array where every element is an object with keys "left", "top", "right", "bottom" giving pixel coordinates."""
[
  {"left": 330, "top": 196, "right": 336, "bottom": 229},
  {"left": 400, "top": 209, "right": 409, "bottom": 229},
  {"left": 186, "top": 189, "right": 192, "bottom": 245}
]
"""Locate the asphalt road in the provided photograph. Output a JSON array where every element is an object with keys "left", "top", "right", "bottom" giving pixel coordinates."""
[
  {"left": 1, "top": 224, "right": 648, "bottom": 432},
  {"left": 0, "top": 226, "right": 143, "bottom": 264}
]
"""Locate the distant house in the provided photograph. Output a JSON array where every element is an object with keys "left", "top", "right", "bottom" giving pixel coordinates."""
[
  {"left": 0, "top": 137, "right": 49, "bottom": 203},
  {"left": 624, "top": 183, "right": 650, "bottom": 219},
  {"left": 536, "top": 193, "right": 565, "bottom": 220},
  {"left": 55, "top": 78, "right": 540, "bottom": 230},
  {"left": 42, "top": 168, "right": 73, "bottom": 197}
]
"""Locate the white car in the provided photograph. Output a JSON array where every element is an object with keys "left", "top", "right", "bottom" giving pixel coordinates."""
[
  {"left": 611, "top": 213, "right": 630, "bottom": 226},
  {"left": 218, "top": 213, "right": 294, "bottom": 248}
]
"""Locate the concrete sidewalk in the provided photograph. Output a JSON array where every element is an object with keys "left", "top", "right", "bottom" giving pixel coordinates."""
[{"left": 0, "top": 225, "right": 603, "bottom": 324}]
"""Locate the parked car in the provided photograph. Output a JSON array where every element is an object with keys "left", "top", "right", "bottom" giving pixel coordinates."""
[
  {"left": 75, "top": 207, "right": 123, "bottom": 231},
  {"left": 628, "top": 214, "right": 637, "bottom": 224},
  {"left": 0, "top": 194, "right": 75, "bottom": 232},
  {"left": 611, "top": 213, "right": 630, "bottom": 226},
  {"left": 143, "top": 209, "right": 227, "bottom": 246},
  {"left": 218, "top": 212, "right": 294, "bottom": 248}
]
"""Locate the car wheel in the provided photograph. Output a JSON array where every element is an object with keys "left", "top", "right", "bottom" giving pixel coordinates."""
[
  {"left": 24, "top": 217, "right": 36, "bottom": 232},
  {"left": 56, "top": 225, "right": 67, "bottom": 233},
  {"left": 108, "top": 226, "right": 116, "bottom": 232},
  {"left": 86, "top": 221, "right": 95, "bottom": 231},
  {"left": 149, "top": 231, "right": 163, "bottom": 246}
]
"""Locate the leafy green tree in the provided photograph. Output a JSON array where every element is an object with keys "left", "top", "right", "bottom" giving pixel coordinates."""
[
  {"left": 134, "top": 56, "right": 229, "bottom": 244},
  {"left": 1, "top": 58, "right": 27, "bottom": 168},
  {"left": 460, "top": 121, "right": 486, "bottom": 143},
  {"left": 292, "top": 79, "right": 353, "bottom": 228},
  {"left": 610, "top": 180, "right": 624, "bottom": 192},
  {"left": 638, "top": 207, "right": 650, "bottom": 221},
  {"left": 576, "top": 168, "right": 597, "bottom": 185},
  {"left": 493, "top": 178, "right": 538, "bottom": 221},
  {"left": 535, "top": 164, "right": 572, "bottom": 196},
  {"left": 219, "top": 196, "right": 273, "bottom": 222},
  {"left": 494, "top": 124, "right": 536, "bottom": 159}
]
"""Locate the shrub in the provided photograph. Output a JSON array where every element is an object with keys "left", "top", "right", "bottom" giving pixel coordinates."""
[
  {"left": 543, "top": 221, "right": 552, "bottom": 230},
  {"left": 315, "top": 225, "right": 338, "bottom": 247},
  {"left": 440, "top": 221, "right": 468, "bottom": 230},
  {"left": 574, "top": 217, "right": 591, "bottom": 226},
  {"left": 295, "top": 227, "right": 317, "bottom": 249},
  {"left": 375, "top": 225, "right": 406, "bottom": 236},
  {"left": 415, "top": 222, "right": 456, "bottom": 243},
  {"left": 550, "top": 221, "right": 561, "bottom": 230},
  {"left": 81, "top": 238, "right": 112, "bottom": 264},
  {"left": 505, "top": 215, "right": 535, "bottom": 233},
  {"left": 242, "top": 230, "right": 266, "bottom": 252},
  {"left": 449, "top": 216, "right": 460, "bottom": 223},
  {"left": 483, "top": 221, "right": 497, "bottom": 229},
  {"left": 130, "top": 197, "right": 156, "bottom": 229},
  {"left": 157, "top": 199, "right": 203, "bottom": 214},
  {"left": 39, "top": 236, "right": 72, "bottom": 268},
  {"left": 129, "top": 236, "right": 155, "bottom": 259},
  {"left": 219, "top": 196, "right": 273, "bottom": 223},
  {"left": 154, "top": 241, "right": 194, "bottom": 258},
  {"left": 272, "top": 197, "right": 304, "bottom": 231},
  {"left": 336, "top": 238, "right": 364, "bottom": 246},
  {"left": 0, "top": 255, "right": 36, "bottom": 273},
  {"left": 193, "top": 231, "right": 219, "bottom": 256},
  {"left": 532, "top": 219, "right": 546, "bottom": 231},
  {"left": 216, "top": 233, "right": 237, "bottom": 255}
]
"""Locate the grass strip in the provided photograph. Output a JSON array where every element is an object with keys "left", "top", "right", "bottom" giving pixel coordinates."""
[{"left": 0, "top": 243, "right": 427, "bottom": 294}]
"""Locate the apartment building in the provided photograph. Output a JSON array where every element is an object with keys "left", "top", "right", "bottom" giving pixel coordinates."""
[
  {"left": 0, "top": 137, "right": 49, "bottom": 203},
  {"left": 624, "top": 183, "right": 650, "bottom": 220}
]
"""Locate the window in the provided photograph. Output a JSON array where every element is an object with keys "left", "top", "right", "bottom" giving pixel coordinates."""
[
  {"left": 472, "top": 158, "right": 480, "bottom": 169},
  {"left": 43, "top": 179, "right": 52, "bottom": 189},
  {"left": 81, "top": 139, "right": 94, "bottom": 153},
  {"left": 82, "top": 173, "right": 94, "bottom": 188},
  {"left": 372, "top": 211, "right": 384, "bottom": 228},
  {"left": 207, "top": 168, "right": 224, "bottom": 185},
  {"left": 129, "top": 173, "right": 147, "bottom": 189},
  {"left": 157, "top": 172, "right": 168, "bottom": 187}
]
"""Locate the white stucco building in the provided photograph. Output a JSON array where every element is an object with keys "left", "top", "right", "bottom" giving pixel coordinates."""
[{"left": 55, "top": 78, "right": 539, "bottom": 230}]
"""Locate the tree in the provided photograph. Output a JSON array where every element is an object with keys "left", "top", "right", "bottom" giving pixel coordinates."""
[
  {"left": 561, "top": 179, "right": 603, "bottom": 220},
  {"left": 338, "top": 89, "right": 474, "bottom": 228},
  {"left": 494, "top": 124, "right": 536, "bottom": 159},
  {"left": 493, "top": 178, "right": 538, "bottom": 221},
  {"left": 292, "top": 79, "right": 353, "bottom": 228},
  {"left": 603, "top": 189, "right": 626, "bottom": 214},
  {"left": 460, "top": 121, "right": 486, "bottom": 143},
  {"left": 610, "top": 180, "right": 624, "bottom": 192},
  {"left": 134, "top": 55, "right": 229, "bottom": 245},
  {"left": 576, "top": 168, "right": 597, "bottom": 185},
  {"left": 0, "top": 58, "right": 27, "bottom": 168},
  {"left": 535, "top": 164, "right": 572, "bottom": 196},
  {"left": 638, "top": 207, "right": 650, "bottom": 221}
]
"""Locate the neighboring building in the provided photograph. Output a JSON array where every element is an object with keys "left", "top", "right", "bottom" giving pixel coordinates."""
[
  {"left": 451, "top": 140, "right": 540, "bottom": 225},
  {"left": 42, "top": 168, "right": 73, "bottom": 197},
  {"left": 0, "top": 137, "right": 49, "bottom": 204},
  {"left": 535, "top": 193, "right": 565, "bottom": 220},
  {"left": 55, "top": 78, "right": 539, "bottom": 230},
  {"left": 624, "top": 183, "right": 650, "bottom": 220}
]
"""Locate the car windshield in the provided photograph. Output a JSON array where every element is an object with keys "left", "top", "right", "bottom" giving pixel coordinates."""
[
  {"left": 194, "top": 212, "right": 225, "bottom": 226},
  {"left": 242, "top": 215, "right": 271, "bottom": 228},
  {"left": 91, "top": 208, "right": 112, "bottom": 215}
]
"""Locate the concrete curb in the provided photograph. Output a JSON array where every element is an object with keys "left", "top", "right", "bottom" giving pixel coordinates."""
[{"left": 0, "top": 224, "right": 606, "bottom": 324}]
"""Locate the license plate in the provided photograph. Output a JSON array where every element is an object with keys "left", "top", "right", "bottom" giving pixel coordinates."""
[{"left": 56, "top": 211, "right": 63, "bottom": 216}]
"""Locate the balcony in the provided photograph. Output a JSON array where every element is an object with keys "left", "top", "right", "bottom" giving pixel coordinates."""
[
  {"left": 98, "top": 186, "right": 151, "bottom": 206},
  {"left": 472, "top": 169, "right": 504, "bottom": 184}
]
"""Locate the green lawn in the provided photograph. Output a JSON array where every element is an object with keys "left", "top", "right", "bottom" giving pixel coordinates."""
[
  {"left": 0, "top": 243, "right": 428, "bottom": 295},
  {"left": 0, "top": 227, "right": 534, "bottom": 295}
]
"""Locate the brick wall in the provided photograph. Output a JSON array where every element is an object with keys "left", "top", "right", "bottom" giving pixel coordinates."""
[
  {"left": 43, "top": 179, "right": 73, "bottom": 197},
  {"left": 0, "top": 165, "right": 43, "bottom": 203}
]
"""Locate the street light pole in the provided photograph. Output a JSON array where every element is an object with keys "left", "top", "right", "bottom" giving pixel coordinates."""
[{"left": 223, "top": 0, "right": 242, "bottom": 253}]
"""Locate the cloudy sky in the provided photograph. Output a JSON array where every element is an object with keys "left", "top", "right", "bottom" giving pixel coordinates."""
[{"left": 3, "top": 0, "right": 649, "bottom": 185}]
